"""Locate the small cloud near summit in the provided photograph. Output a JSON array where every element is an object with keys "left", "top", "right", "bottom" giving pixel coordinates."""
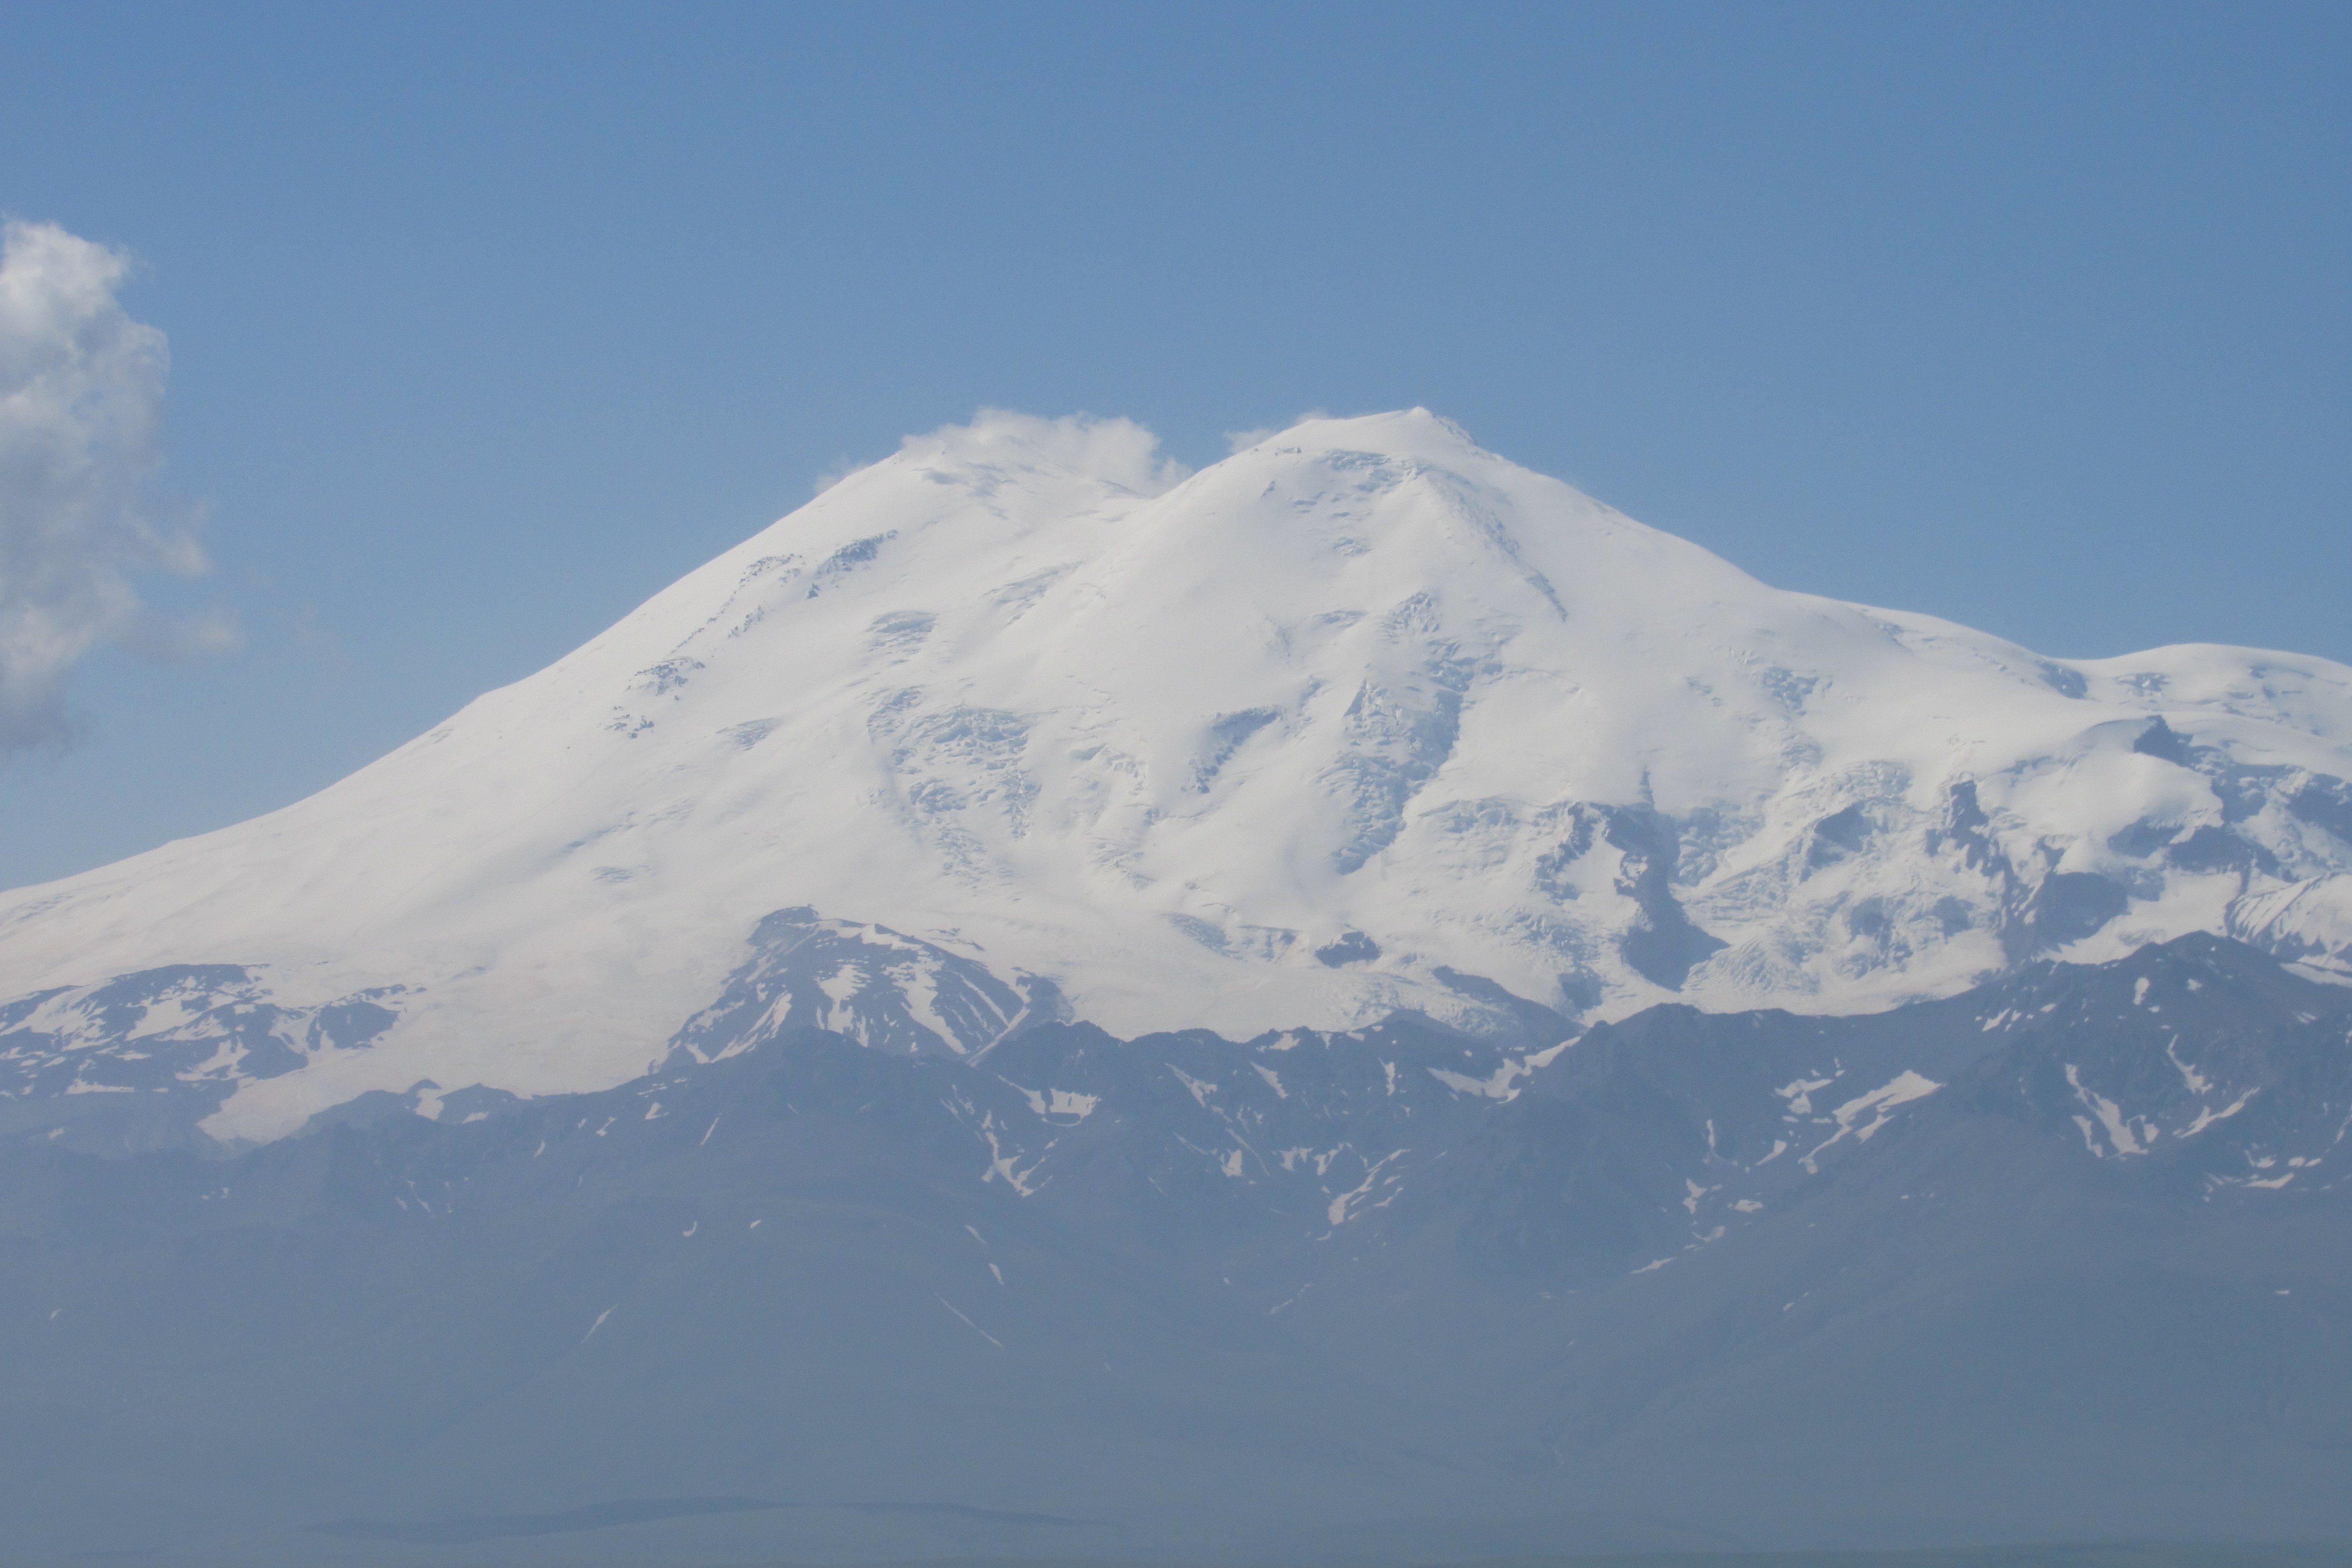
[
  {"left": 907, "top": 408, "right": 1191, "bottom": 497},
  {"left": 818, "top": 409, "right": 1193, "bottom": 501}
]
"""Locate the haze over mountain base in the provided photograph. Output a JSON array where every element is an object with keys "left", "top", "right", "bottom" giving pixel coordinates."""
[{"left": 1, "top": 937, "right": 2347, "bottom": 1560}]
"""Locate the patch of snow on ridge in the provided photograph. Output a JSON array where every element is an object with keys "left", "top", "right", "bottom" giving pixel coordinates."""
[
  {"left": 2, "top": 408, "right": 2351, "bottom": 1143},
  {"left": 1426, "top": 1038, "right": 1572, "bottom": 1101},
  {"left": 1800, "top": 1071, "right": 1943, "bottom": 1172},
  {"left": 2067, "top": 1063, "right": 2154, "bottom": 1158}
]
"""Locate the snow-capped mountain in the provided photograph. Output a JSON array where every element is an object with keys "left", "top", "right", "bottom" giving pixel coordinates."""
[{"left": 4, "top": 408, "right": 2350, "bottom": 1145}]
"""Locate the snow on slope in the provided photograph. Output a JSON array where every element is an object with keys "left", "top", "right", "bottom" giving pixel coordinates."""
[{"left": 4, "top": 408, "right": 2351, "bottom": 1144}]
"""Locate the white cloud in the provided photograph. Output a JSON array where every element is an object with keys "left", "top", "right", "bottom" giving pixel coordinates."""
[
  {"left": 898, "top": 408, "right": 1192, "bottom": 498},
  {"left": 0, "top": 219, "right": 224, "bottom": 752},
  {"left": 815, "top": 409, "right": 1220, "bottom": 506}
]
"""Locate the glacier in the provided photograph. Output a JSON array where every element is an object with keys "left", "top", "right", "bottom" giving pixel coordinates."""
[{"left": 3, "top": 407, "right": 2350, "bottom": 1146}]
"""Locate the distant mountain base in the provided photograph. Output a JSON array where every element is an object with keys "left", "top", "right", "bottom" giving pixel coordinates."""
[{"left": 0, "top": 933, "right": 2346, "bottom": 1560}]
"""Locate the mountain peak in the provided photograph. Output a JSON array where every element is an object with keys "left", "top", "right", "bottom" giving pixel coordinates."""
[
  {"left": 1232, "top": 405, "right": 1479, "bottom": 455},
  {"left": 4, "top": 409, "right": 2350, "bottom": 1144}
]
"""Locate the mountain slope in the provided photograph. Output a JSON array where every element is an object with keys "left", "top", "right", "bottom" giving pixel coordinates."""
[{"left": 3, "top": 409, "right": 2351, "bottom": 1144}]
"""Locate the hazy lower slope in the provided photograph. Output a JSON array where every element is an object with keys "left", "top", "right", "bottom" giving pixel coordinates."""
[
  {"left": 2, "top": 937, "right": 2345, "bottom": 1562},
  {"left": 4, "top": 410, "right": 2350, "bottom": 1143}
]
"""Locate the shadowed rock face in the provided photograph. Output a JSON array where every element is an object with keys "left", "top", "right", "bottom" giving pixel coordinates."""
[
  {"left": 0, "top": 967, "right": 409, "bottom": 1153},
  {"left": 1595, "top": 803, "right": 1729, "bottom": 989},
  {"left": 667, "top": 906, "right": 1065, "bottom": 1064},
  {"left": 0, "top": 930, "right": 2346, "bottom": 1562}
]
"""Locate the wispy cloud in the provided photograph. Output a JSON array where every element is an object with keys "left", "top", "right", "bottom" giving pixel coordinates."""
[
  {"left": 817, "top": 409, "right": 1194, "bottom": 502},
  {"left": 0, "top": 219, "right": 227, "bottom": 753},
  {"left": 911, "top": 408, "right": 1192, "bottom": 497}
]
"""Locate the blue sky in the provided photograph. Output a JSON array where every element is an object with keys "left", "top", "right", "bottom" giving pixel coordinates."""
[{"left": 0, "top": 0, "right": 2344, "bottom": 889}]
